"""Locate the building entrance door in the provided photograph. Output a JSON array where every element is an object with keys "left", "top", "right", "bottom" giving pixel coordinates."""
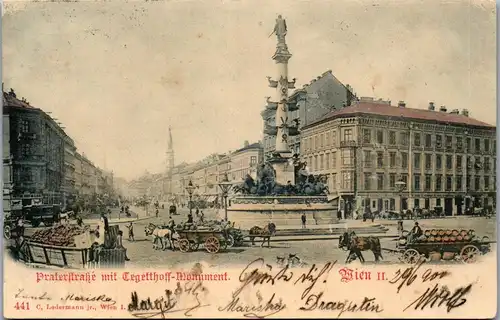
[
  {"left": 455, "top": 197, "right": 463, "bottom": 215},
  {"left": 444, "top": 198, "right": 453, "bottom": 216}
]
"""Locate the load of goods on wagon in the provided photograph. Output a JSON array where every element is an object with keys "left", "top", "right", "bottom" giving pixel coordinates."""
[
  {"left": 398, "top": 229, "right": 477, "bottom": 246},
  {"left": 173, "top": 220, "right": 244, "bottom": 248},
  {"left": 29, "top": 224, "right": 92, "bottom": 247}
]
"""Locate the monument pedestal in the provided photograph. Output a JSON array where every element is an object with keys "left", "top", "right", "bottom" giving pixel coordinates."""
[
  {"left": 227, "top": 196, "right": 338, "bottom": 229},
  {"left": 269, "top": 157, "right": 295, "bottom": 185}
]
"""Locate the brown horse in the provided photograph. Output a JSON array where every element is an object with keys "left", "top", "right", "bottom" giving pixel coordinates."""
[
  {"left": 338, "top": 231, "right": 383, "bottom": 263},
  {"left": 249, "top": 222, "right": 276, "bottom": 248}
]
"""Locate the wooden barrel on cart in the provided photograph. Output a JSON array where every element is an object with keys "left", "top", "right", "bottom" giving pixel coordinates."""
[
  {"left": 424, "top": 230, "right": 431, "bottom": 237},
  {"left": 431, "top": 229, "right": 438, "bottom": 236},
  {"left": 429, "top": 252, "right": 442, "bottom": 261},
  {"left": 442, "top": 236, "right": 450, "bottom": 242},
  {"left": 460, "top": 230, "right": 467, "bottom": 237},
  {"left": 438, "top": 230, "right": 446, "bottom": 236},
  {"left": 451, "top": 229, "right": 459, "bottom": 236},
  {"left": 463, "top": 235, "right": 471, "bottom": 241},
  {"left": 435, "top": 236, "right": 442, "bottom": 242},
  {"left": 457, "top": 235, "right": 463, "bottom": 241},
  {"left": 445, "top": 230, "right": 452, "bottom": 236},
  {"left": 449, "top": 236, "right": 456, "bottom": 242},
  {"left": 428, "top": 236, "right": 435, "bottom": 242},
  {"left": 442, "top": 252, "right": 455, "bottom": 261}
]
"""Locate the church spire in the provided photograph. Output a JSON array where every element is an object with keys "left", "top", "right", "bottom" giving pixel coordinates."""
[{"left": 168, "top": 126, "right": 173, "bottom": 151}]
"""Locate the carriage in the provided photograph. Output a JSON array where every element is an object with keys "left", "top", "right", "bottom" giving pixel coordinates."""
[
  {"left": 174, "top": 229, "right": 229, "bottom": 253},
  {"left": 393, "top": 228, "right": 492, "bottom": 264}
]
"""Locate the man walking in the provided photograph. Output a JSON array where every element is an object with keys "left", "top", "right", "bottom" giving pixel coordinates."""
[{"left": 301, "top": 213, "right": 306, "bottom": 229}]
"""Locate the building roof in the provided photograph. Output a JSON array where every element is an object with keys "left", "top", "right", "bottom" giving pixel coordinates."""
[
  {"left": 303, "top": 101, "right": 495, "bottom": 130},
  {"left": 233, "top": 142, "right": 262, "bottom": 153}
]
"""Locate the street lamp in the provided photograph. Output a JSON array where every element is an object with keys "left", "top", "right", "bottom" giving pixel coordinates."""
[
  {"left": 218, "top": 173, "right": 233, "bottom": 221},
  {"left": 395, "top": 180, "right": 407, "bottom": 212},
  {"left": 185, "top": 180, "right": 196, "bottom": 215}
]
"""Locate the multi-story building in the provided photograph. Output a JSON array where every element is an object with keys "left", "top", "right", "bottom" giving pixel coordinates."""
[
  {"left": 261, "top": 70, "right": 357, "bottom": 159},
  {"left": 63, "top": 136, "right": 76, "bottom": 206},
  {"left": 80, "top": 153, "right": 96, "bottom": 196},
  {"left": 3, "top": 89, "right": 68, "bottom": 212},
  {"left": 229, "top": 141, "right": 263, "bottom": 181},
  {"left": 301, "top": 98, "right": 496, "bottom": 216},
  {"left": 74, "top": 152, "right": 83, "bottom": 193}
]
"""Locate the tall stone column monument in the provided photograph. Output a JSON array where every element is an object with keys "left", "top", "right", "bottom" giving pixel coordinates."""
[{"left": 267, "top": 14, "right": 297, "bottom": 185}]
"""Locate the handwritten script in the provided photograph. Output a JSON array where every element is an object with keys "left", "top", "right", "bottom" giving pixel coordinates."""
[
  {"left": 389, "top": 258, "right": 474, "bottom": 313},
  {"left": 14, "top": 288, "right": 116, "bottom": 305}
]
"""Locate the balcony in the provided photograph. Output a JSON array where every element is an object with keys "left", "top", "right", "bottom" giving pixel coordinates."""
[{"left": 340, "top": 140, "right": 357, "bottom": 148}]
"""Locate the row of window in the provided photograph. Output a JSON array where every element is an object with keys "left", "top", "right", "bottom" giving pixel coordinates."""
[
  {"left": 302, "top": 127, "right": 496, "bottom": 154},
  {"left": 305, "top": 150, "right": 496, "bottom": 173},
  {"left": 363, "top": 173, "right": 494, "bottom": 192}
]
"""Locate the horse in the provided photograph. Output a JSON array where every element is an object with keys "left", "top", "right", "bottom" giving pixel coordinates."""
[
  {"left": 249, "top": 222, "right": 276, "bottom": 248},
  {"left": 144, "top": 223, "right": 178, "bottom": 250},
  {"left": 338, "top": 231, "right": 383, "bottom": 263}
]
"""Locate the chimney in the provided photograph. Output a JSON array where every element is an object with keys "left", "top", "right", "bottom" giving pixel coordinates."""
[
  {"left": 398, "top": 101, "right": 406, "bottom": 108},
  {"left": 439, "top": 105, "right": 447, "bottom": 112},
  {"left": 428, "top": 102, "right": 435, "bottom": 111},
  {"left": 461, "top": 109, "right": 469, "bottom": 117},
  {"left": 450, "top": 109, "right": 459, "bottom": 115},
  {"left": 243, "top": 140, "right": 249, "bottom": 147}
]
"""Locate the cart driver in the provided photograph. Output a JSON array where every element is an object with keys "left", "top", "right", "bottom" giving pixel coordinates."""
[
  {"left": 408, "top": 221, "right": 423, "bottom": 243},
  {"left": 167, "top": 216, "right": 175, "bottom": 230}
]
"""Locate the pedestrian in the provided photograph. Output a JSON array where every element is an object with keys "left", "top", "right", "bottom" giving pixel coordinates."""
[
  {"left": 200, "top": 211, "right": 205, "bottom": 223},
  {"left": 187, "top": 213, "right": 194, "bottom": 224},
  {"left": 195, "top": 208, "right": 199, "bottom": 216},
  {"left": 397, "top": 219, "right": 404, "bottom": 237},
  {"left": 116, "top": 230, "right": 130, "bottom": 261},
  {"left": 155, "top": 208, "right": 159, "bottom": 218},
  {"left": 126, "top": 222, "right": 135, "bottom": 241},
  {"left": 16, "top": 215, "right": 25, "bottom": 239},
  {"left": 301, "top": 213, "right": 306, "bottom": 229}
]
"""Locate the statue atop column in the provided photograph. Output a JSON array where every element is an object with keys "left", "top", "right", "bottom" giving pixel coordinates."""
[{"left": 269, "top": 14, "right": 287, "bottom": 44}]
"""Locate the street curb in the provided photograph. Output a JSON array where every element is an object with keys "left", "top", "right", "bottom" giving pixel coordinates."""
[{"left": 243, "top": 234, "right": 399, "bottom": 243}]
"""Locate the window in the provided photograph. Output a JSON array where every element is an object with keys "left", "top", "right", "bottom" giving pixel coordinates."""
[
  {"left": 435, "top": 175, "right": 442, "bottom": 191},
  {"left": 314, "top": 155, "right": 318, "bottom": 170},
  {"left": 364, "top": 173, "right": 371, "bottom": 190},
  {"left": 325, "top": 132, "right": 330, "bottom": 146},
  {"left": 474, "top": 176, "right": 480, "bottom": 190},
  {"left": 389, "top": 152, "right": 396, "bottom": 168},
  {"left": 401, "top": 174, "right": 408, "bottom": 186},
  {"left": 389, "top": 174, "right": 396, "bottom": 188},
  {"left": 363, "top": 129, "right": 371, "bottom": 143},
  {"left": 343, "top": 129, "right": 353, "bottom": 141},
  {"left": 466, "top": 156, "right": 472, "bottom": 168},
  {"left": 325, "top": 153, "right": 330, "bottom": 169},
  {"left": 456, "top": 137, "right": 463, "bottom": 150},
  {"left": 466, "top": 137, "right": 471, "bottom": 151},
  {"left": 250, "top": 156, "right": 257, "bottom": 166},
  {"left": 400, "top": 132, "right": 408, "bottom": 146},
  {"left": 414, "top": 133, "right": 421, "bottom": 147},
  {"left": 377, "top": 130, "right": 384, "bottom": 144},
  {"left": 390, "top": 199, "right": 396, "bottom": 210},
  {"left": 320, "top": 134, "right": 324, "bottom": 148},
  {"left": 413, "top": 153, "right": 420, "bottom": 169},
  {"left": 331, "top": 152, "right": 336, "bottom": 168},
  {"left": 456, "top": 155, "right": 462, "bottom": 169},
  {"left": 446, "top": 155, "right": 452, "bottom": 170},
  {"left": 484, "top": 176, "right": 490, "bottom": 189},
  {"left": 401, "top": 152, "right": 408, "bottom": 168},
  {"left": 436, "top": 135, "right": 442, "bottom": 148},
  {"left": 445, "top": 135, "right": 453, "bottom": 149},
  {"left": 446, "top": 175, "right": 453, "bottom": 191},
  {"left": 315, "top": 136, "right": 319, "bottom": 149},
  {"left": 377, "top": 152, "right": 384, "bottom": 168},
  {"left": 342, "top": 171, "right": 352, "bottom": 189},
  {"left": 456, "top": 175, "right": 463, "bottom": 191},
  {"left": 466, "top": 175, "right": 471, "bottom": 190},
  {"left": 341, "top": 150, "right": 352, "bottom": 165},
  {"left": 425, "top": 154, "right": 432, "bottom": 169},
  {"left": 435, "top": 154, "right": 442, "bottom": 169},
  {"left": 377, "top": 174, "right": 384, "bottom": 190},
  {"left": 389, "top": 131, "right": 396, "bottom": 145},
  {"left": 363, "top": 151, "right": 371, "bottom": 167},
  {"left": 425, "top": 134, "right": 432, "bottom": 148},
  {"left": 484, "top": 157, "right": 490, "bottom": 172},
  {"left": 21, "top": 120, "right": 29, "bottom": 133},
  {"left": 493, "top": 139, "right": 496, "bottom": 153},
  {"left": 475, "top": 138, "right": 481, "bottom": 152},
  {"left": 320, "top": 154, "right": 324, "bottom": 170},
  {"left": 414, "top": 175, "right": 420, "bottom": 191},
  {"left": 485, "top": 139, "right": 490, "bottom": 152},
  {"left": 332, "top": 131, "right": 337, "bottom": 146},
  {"left": 425, "top": 175, "right": 432, "bottom": 191}
]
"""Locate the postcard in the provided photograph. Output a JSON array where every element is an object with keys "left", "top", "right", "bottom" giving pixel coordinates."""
[{"left": 2, "top": 0, "right": 497, "bottom": 318}]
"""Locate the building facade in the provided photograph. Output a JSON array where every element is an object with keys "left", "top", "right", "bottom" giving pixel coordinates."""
[
  {"left": 261, "top": 70, "right": 357, "bottom": 160},
  {"left": 3, "top": 89, "right": 67, "bottom": 211},
  {"left": 301, "top": 98, "right": 496, "bottom": 216},
  {"left": 63, "top": 136, "right": 76, "bottom": 206}
]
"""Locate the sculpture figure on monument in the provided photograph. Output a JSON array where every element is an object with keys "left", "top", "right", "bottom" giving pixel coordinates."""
[{"left": 269, "top": 14, "right": 287, "bottom": 43}]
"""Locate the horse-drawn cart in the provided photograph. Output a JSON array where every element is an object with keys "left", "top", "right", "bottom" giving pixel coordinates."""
[
  {"left": 392, "top": 229, "right": 492, "bottom": 264},
  {"left": 175, "top": 229, "right": 228, "bottom": 253}
]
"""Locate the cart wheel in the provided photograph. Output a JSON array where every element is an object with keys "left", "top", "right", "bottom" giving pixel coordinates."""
[
  {"left": 205, "top": 236, "right": 220, "bottom": 253},
  {"left": 189, "top": 241, "right": 199, "bottom": 251},
  {"left": 4, "top": 226, "right": 11, "bottom": 240},
  {"left": 403, "top": 249, "right": 420, "bottom": 264},
  {"left": 178, "top": 239, "right": 190, "bottom": 253},
  {"left": 226, "top": 235, "right": 235, "bottom": 248},
  {"left": 460, "top": 245, "right": 480, "bottom": 263}
]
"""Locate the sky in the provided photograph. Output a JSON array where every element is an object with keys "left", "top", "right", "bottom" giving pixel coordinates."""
[{"left": 2, "top": 0, "right": 496, "bottom": 180}]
